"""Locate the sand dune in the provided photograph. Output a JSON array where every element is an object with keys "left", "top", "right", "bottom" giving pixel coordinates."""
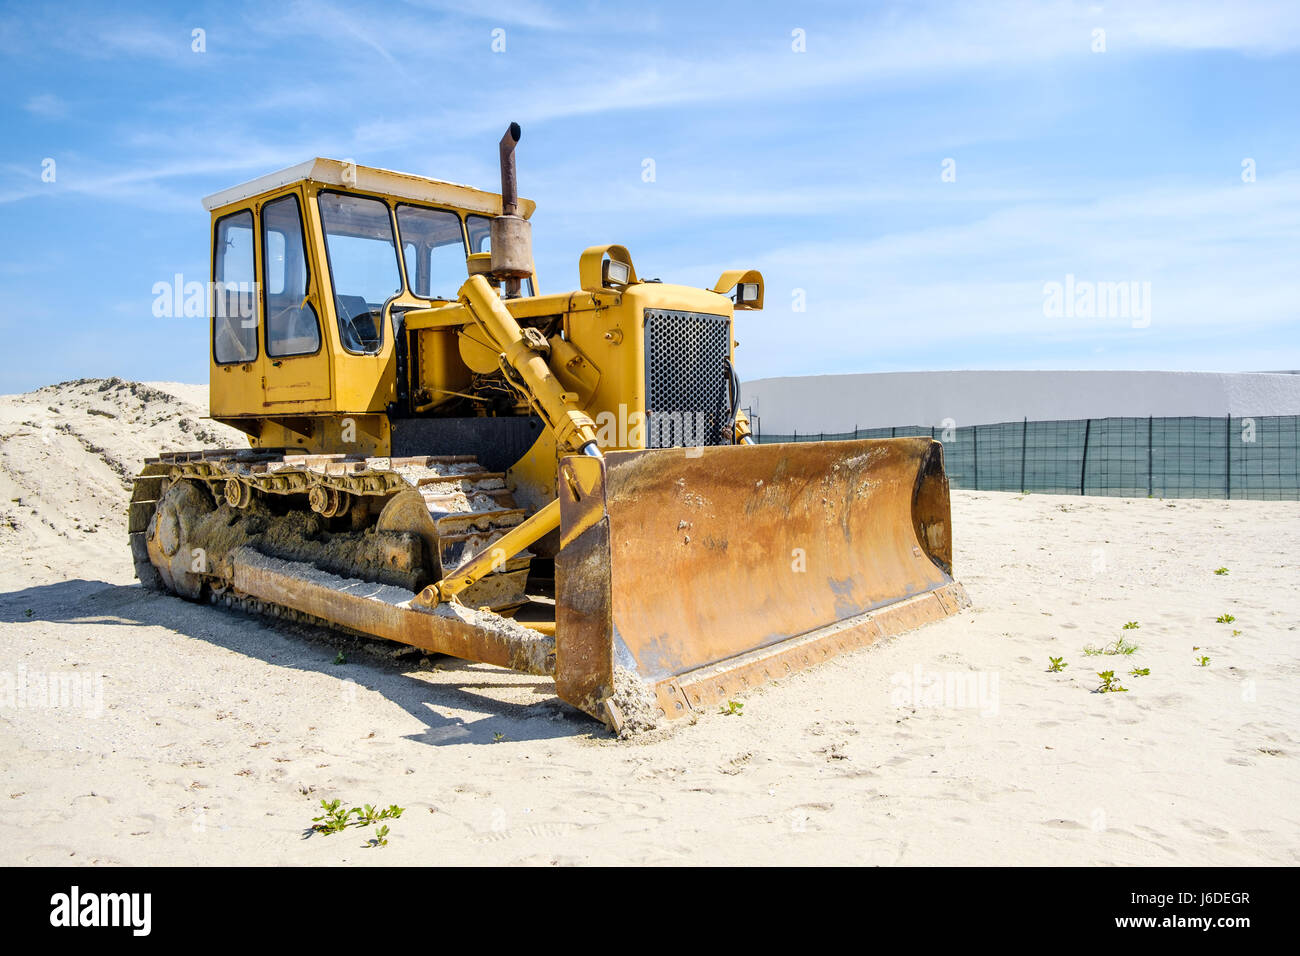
[{"left": 0, "top": 380, "right": 1295, "bottom": 865}]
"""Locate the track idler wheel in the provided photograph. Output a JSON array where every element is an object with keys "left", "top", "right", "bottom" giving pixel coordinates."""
[
  {"left": 224, "top": 477, "right": 253, "bottom": 509},
  {"left": 145, "top": 480, "right": 215, "bottom": 600},
  {"left": 308, "top": 484, "right": 352, "bottom": 518}
]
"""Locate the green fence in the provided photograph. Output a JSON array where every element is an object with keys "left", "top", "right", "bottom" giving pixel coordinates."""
[{"left": 753, "top": 416, "right": 1300, "bottom": 500}]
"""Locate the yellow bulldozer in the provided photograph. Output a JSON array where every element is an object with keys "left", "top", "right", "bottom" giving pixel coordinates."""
[{"left": 130, "top": 124, "right": 968, "bottom": 732}]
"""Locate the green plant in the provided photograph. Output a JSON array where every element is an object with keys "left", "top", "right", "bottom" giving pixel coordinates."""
[
  {"left": 1214, "top": 567, "right": 1229, "bottom": 575},
  {"left": 310, "top": 799, "right": 354, "bottom": 835},
  {"left": 1215, "top": 613, "right": 1235, "bottom": 624},
  {"left": 1231, "top": 629, "right": 1242, "bottom": 637},
  {"left": 492, "top": 732, "right": 505, "bottom": 743},
  {"left": 1197, "top": 656, "right": 1210, "bottom": 667},
  {"left": 1085, "top": 638, "right": 1138, "bottom": 657},
  {"left": 1048, "top": 656, "right": 1068, "bottom": 672},
  {"left": 333, "top": 651, "right": 346, "bottom": 665},
  {"left": 307, "top": 799, "right": 404, "bottom": 845},
  {"left": 720, "top": 700, "right": 744, "bottom": 716},
  {"left": 358, "top": 803, "right": 403, "bottom": 825},
  {"left": 1096, "top": 670, "right": 1129, "bottom": 693},
  {"left": 1122, "top": 621, "right": 1140, "bottom": 630},
  {"left": 1129, "top": 667, "right": 1150, "bottom": 677}
]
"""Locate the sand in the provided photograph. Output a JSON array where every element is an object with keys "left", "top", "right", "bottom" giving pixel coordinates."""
[{"left": 0, "top": 380, "right": 1296, "bottom": 865}]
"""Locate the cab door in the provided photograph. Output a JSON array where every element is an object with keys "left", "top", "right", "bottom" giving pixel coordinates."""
[
  {"left": 260, "top": 190, "right": 331, "bottom": 405},
  {"left": 210, "top": 207, "right": 262, "bottom": 419}
]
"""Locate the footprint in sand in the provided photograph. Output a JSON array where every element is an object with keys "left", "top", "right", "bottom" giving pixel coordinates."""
[
  {"left": 1042, "top": 818, "right": 1088, "bottom": 830},
  {"left": 1181, "top": 820, "right": 1231, "bottom": 840},
  {"left": 473, "top": 820, "right": 579, "bottom": 844}
]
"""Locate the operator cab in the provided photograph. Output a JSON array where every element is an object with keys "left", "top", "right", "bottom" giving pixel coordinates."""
[{"left": 203, "top": 158, "right": 537, "bottom": 429}]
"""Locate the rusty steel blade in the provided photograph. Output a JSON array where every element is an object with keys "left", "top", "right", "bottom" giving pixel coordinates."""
[{"left": 553, "top": 439, "right": 969, "bottom": 721}]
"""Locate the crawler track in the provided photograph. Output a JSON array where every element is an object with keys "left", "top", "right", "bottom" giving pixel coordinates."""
[{"left": 128, "top": 450, "right": 534, "bottom": 618}]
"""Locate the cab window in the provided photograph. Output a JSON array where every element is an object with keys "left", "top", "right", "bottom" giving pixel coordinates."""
[
  {"left": 396, "top": 204, "right": 467, "bottom": 300},
  {"left": 318, "top": 191, "right": 402, "bottom": 354},
  {"left": 213, "top": 210, "right": 259, "bottom": 364},
  {"left": 261, "top": 195, "right": 320, "bottom": 357}
]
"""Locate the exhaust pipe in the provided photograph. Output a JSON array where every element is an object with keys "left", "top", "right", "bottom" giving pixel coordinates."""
[
  {"left": 498, "top": 121, "right": 521, "bottom": 217},
  {"left": 492, "top": 121, "right": 531, "bottom": 296}
]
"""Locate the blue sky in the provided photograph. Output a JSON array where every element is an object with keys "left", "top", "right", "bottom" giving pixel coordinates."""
[{"left": 1, "top": 0, "right": 1297, "bottom": 393}]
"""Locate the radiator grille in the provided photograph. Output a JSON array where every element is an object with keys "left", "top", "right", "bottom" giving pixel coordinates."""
[{"left": 644, "top": 309, "right": 732, "bottom": 448}]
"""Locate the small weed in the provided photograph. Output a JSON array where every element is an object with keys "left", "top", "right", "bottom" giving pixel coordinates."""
[
  {"left": 24, "top": 609, "right": 33, "bottom": 618},
  {"left": 1197, "top": 656, "right": 1211, "bottom": 667},
  {"left": 1214, "top": 567, "right": 1229, "bottom": 575},
  {"left": 333, "top": 651, "right": 346, "bottom": 665},
  {"left": 1231, "top": 629, "right": 1242, "bottom": 637},
  {"left": 1096, "top": 670, "right": 1129, "bottom": 693},
  {"left": 309, "top": 799, "right": 354, "bottom": 835},
  {"left": 1215, "top": 613, "right": 1235, "bottom": 624},
  {"left": 307, "top": 799, "right": 404, "bottom": 846},
  {"left": 720, "top": 700, "right": 744, "bottom": 716},
  {"left": 1047, "top": 656, "right": 1068, "bottom": 672},
  {"left": 1129, "top": 667, "right": 1150, "bottom": 677},
  {"left": 358, "top": 803, "right": 403, "bottom": 825},
  {"left": 492, "top": 732, "right": 505, "bottom": 743},
  {"left": 1084, "top": 638, "right": 1139, "bottom": 657},
  {"left": 1122, "top": 621, "right": 1140, "bottom": 630}
]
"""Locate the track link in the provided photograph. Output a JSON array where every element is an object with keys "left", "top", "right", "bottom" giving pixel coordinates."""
[{"left": 129, "top": 449, "right": 534, "bottom": 616}]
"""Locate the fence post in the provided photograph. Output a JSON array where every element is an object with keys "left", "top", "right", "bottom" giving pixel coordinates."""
[
  {"left": 972, "top": 426, "right": 979, "bottom": 491},
  {"left": 1225, "top": 414, "right": 1231, "bottom": 499},
  {"left": 1147, "top": 416, "right": 1153, "bottom": 497},
  {"left": 1080, "top": 419, "right": 1092, "bottom": 496},
  {"left": 1020, "top": 416, "right": 1027, "bottom": 494}
]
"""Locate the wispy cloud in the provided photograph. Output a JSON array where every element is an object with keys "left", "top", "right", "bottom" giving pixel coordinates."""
[
  {"left": 399, "top": 0, "right": 570, "bottom": 31},
  {"left": 723, "top": 172, "right": 1300, "bottom": 376},
  {"left": 22, "top": 92, "right": 66, "bottom": 118}
]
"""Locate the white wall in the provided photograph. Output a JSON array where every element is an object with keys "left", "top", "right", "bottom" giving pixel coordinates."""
[{"left": 741, "top": 370, "right": 1300, "bottom": 434}]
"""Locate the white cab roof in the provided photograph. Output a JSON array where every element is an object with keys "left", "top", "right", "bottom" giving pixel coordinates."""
[{"left": 202, "top": 158, "right": 535, "bottom": 218}]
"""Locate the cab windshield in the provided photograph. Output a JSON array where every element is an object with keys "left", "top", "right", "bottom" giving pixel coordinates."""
[
  {"left": 318, "top": 194, "right": 536, "bottom": 354},
  {"left": 318, "top": 191, "right": 402, "bottom": 354}
]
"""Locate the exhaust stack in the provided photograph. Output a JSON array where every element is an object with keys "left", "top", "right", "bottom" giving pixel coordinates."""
[{"left": 492, "top": 121, "right": 532, "bottom": 296}]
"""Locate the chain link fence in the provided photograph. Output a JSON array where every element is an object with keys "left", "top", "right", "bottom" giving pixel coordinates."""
[{"left": 752, "top": 415, "right": 1300, "bottom": 499}]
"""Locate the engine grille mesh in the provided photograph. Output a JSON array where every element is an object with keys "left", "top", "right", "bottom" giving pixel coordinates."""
[{"left": 643, "top": 309, "right": 732, "bottom": 448}]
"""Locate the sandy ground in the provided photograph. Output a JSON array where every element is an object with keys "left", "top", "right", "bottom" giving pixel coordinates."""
[{"left": 0, "top": 379, "right": 1296, "bottom": 866}]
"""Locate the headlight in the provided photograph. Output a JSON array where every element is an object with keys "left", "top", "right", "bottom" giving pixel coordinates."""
[{"left": 603, "top": 257, "right": 632, "bottom": 288}]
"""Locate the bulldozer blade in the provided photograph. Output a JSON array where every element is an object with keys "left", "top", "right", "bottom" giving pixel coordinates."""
[{"left": 554, "top": 439, "right": 969, "bottom": 724}]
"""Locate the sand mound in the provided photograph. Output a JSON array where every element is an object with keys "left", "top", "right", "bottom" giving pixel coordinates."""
[{"left": 0, "top": 378, "right": 244, "bottom": 589}]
